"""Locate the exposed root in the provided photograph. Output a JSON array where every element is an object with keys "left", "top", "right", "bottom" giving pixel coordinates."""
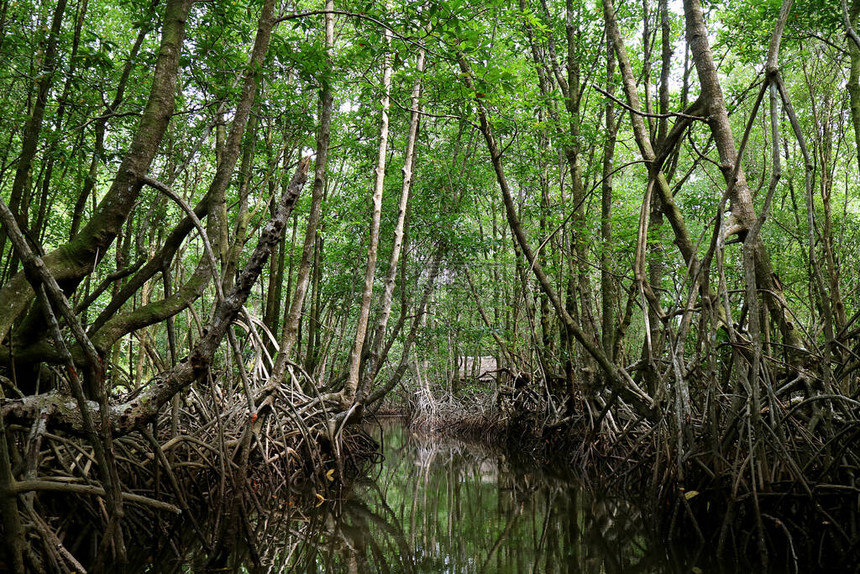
[
  {"left": 0, "top": 334, "right": 379, "bottom": 572},
  {"left": 402, "top": 359, "right": 860, "bottom": 570}
]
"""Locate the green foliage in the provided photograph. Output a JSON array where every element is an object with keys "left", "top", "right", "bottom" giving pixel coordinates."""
[{"left": 0, "top": 0, "right": 857, "bottom": 406}]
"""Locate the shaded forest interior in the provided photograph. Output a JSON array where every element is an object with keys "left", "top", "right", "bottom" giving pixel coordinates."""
[{"left": 1, "top": 0, "right": 860, "bottom": 570}]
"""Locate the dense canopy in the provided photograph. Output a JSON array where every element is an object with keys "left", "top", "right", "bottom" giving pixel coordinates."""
[{"left": 1, "top": 0, "right": 859, "bottom": 570}]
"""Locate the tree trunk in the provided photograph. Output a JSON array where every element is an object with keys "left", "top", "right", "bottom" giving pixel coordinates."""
[
  {"left": 221, "top": 114, "right": 259, "bottom": 292},
  {"left": 0, "top": 0, "right": 194, "bottom": 345},
  {"left": 30, "top": 0, "right": 88, "bottom": 244},
  {"left": 601, "top": 40, "right": 618, "bottom": 359},
  {"left": 846, "top": 0, "right": 860, "bottom": 178},
  {"left": 603, "top": 0, "right": 700, "bottom": 270},
  {"left": 70, "top": 15, "right": 150, "bottom": 240},
  {"left": 340, "top": 23, "right": 393, "bottom": 408},
  {"left": 457, "top": 53, "right": 654, "bottom": 419},
  {"left": 0, "top": 0, "right": 67, "bottom": 272},
  {"left": 360, "top": 43, "right": 426, "bottom": 398},
  {"left": 366, "top": 246, "right": 444, "bottom": 409},
  {"left": 273, "top": 0, "right": 334, "bottom": 375},
  {"left": 682, "top": 0, "right": 806, "bottom": 352},
  {"left": 1, "top": 159, "right": 310, "bottom": 435},
  {"left": 304, "top": 230, "right": 324, "bottom": 373}
]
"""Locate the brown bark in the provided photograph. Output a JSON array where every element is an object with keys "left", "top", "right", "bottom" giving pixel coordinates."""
[
  {"left": 562, "top": 0, "right": 597, "bottom": 338},
  {"left": 68, "top": 0, "right": 275, "bottom": 364},
  {"left": 0, "top": 380, "right": 24, "bottom": 571},
  {"left": 0, "top": 190, "right": 129, "bottom": 566},
  {"left": 221, "top": 114, "right": 259, "bottom": 292},
  {"left": 262, "top": 154, "right": 293, "bottom": 335},
  {"left": 533, "top": 0, "right": 597, "bottom": 336},
  {"left": 208, "top": 0, "right": 277, "bottom": 283},
  {"left": 601, "top": 40, "right": 618, "bottom": 359},
  {"left": 0, "top": 0, "right": 194, "bottom": 345},
  {"left": 273, "top": 0, "right": 335, "bottom": 374},
  {"left": 603, "top": 0, "right": 702, "bottom": 279},
  {"left": 87, "top": 197, "right": 209, "bottom": 337},
  {"left": 69, "top": 9, "right": 153, "bottom": 240},
  {"left": 1, "top": 159, "right": 310, "bottom": 436},
  {"left": 643, "top": 0, "right": 674, "bottom": 386},
  {"left": 682, "top": 0, "right": 806, "bottom": 351},
  {"left": 457, "top": 53, "right": 654, "bottom": 419},
  {"left": 90, "top": 255, "right": 211, "bottom": 353}
]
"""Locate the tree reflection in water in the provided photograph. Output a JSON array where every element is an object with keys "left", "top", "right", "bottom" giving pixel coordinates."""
[
  {"left": 144, "top": 420, "right": 721, "bottom": 573},
  {"left": 258, "top": 421, "right": 696, "bottom": 574}
]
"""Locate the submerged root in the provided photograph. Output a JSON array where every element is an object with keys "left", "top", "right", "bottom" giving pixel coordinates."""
[
  {"left": 401, "top": 361, "right": 860, "bottom": 571},
  {"left": 0, "top": 361, "right": 380, "bottom": 572}
]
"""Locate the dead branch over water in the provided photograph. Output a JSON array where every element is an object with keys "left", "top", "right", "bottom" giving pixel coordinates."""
[{"left": 1, "top": 0, "right": 860, "bottom": 570}]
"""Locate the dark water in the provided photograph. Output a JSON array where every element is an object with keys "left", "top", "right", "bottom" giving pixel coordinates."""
[
  {"left": 147, "top": 420, "right": 782, "bottom": 573},
  {"left": 255, "top": 420, "right": 704, "bottom": 573}
]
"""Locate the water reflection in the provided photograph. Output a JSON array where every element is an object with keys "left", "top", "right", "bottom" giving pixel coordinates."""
[
  {"left": 277, "top": 421, "right": 688, "bottom": 574},
  {"left": 142, "top": 422, "right": 825, "bottom": 573}
]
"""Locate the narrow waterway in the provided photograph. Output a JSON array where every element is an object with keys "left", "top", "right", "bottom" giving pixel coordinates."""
[
  {"left": 249, "top": 419, "right": 734, "bottom": 574},
  {"left": 297, "top": 420, "right": 677, "bottom": 573},
  {"left": 146, "top": 419, "right": 782, "bottom": 573}
]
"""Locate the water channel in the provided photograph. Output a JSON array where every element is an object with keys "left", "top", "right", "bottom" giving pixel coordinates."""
[
  {"left": 147, "top": 419, "right": 786, "bottom": 573},
  {"left": 292, "top": 421, "right": 689, "bottom": 573}
]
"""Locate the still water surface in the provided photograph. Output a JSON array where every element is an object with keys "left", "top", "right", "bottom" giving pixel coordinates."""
[
  {"left": 149, "top": 420, "right": 747, "bottom": 572},
  {"left": 284, "top": 420, "right": 694, "bottom": 573}
]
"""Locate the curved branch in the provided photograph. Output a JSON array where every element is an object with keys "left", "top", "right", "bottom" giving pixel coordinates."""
[
  {"left": 9, "top": 480, "right": 180, "bottom": 514},
  {"left": 592, "top": 83, "right": 707, "bottom": 121},
  {"left": 0, "top": 0, "right": 193, "bottom": 345},
  {"left": 1, "top": 158, "right": 310, "bottom": 436}
]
